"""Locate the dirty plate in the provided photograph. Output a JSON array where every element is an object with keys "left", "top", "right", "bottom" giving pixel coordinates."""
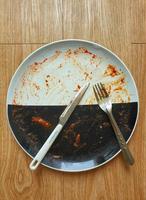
[{"left": 6, "top": 39, "right": 139, "bottom": 172}]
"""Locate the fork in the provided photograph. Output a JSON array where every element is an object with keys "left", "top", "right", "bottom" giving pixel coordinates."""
[{"left": 93, "top": 83, "right": 134, "bottom": 165}]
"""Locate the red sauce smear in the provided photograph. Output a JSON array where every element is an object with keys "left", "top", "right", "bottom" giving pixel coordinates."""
[
  {"left": 74, "top": 133, "right": 81, "bottom": 147},
  {"left": 13, "top": 99, "right": 17, "bottom": 105},
  {"left": 120, "top": 77, "right": 125, "bottom": 84},
  {"left": 104, "top": 64, "right": 120, "bottom": 77},
  {"left": 114, "top": 86, "right": 123, "bottom": 91},
  {"left": 75, "top": 133, "right": 81, "bottom": 145},
  {"left": 33, "top": 58, "right": 48, "bottom": 66},
  {"left": 32, "top": 117, "right": 52, "bottom": 128},
  {"left": 92, "top": 54, "right": 96, "bottom": 59},
  {"left": 84, "top": 49, "right": 92, "bottom": 55},
  {"left": 77, "top": 84, "right": 81, "bottom": 90},
  {"left": 42, "top": 58, "right": 48, "bottom": 63},
  {"left": 74, "top": 84, "right": 81, "bottom": 92}
]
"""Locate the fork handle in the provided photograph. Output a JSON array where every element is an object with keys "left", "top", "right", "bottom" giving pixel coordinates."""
[{"left": 107, "top": 111, "right": 135, "bottom": 165}]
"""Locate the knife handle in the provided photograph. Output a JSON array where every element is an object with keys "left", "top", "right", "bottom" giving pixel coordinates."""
[{"left": 29, "top": 124, "right": 63, "bottom": 170}]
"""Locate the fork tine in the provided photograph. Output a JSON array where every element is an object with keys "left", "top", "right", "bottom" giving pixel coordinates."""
[
  {"left": 100, "top": 83, "right": 109, "bottom": 97},
  {"left": 93, "top": 86, "right": 100, "bottom": 101},
  {"left": 98, "top": 83, "right": 106, "bottom": 98},
  {"left": 95, "top": 84, "right": 103, "bottom": 99}
]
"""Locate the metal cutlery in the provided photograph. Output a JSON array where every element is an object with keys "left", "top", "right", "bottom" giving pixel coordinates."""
[
  {"left": 29, "top": 82, "right": 90, "bottom": 170},
  {"left": 93, "top": 82, "right": 134, "bottom": 165}
]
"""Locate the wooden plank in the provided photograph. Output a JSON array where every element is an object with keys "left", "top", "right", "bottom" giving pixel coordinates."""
[
  {"left": 0, "top": 0, "right": 63, "bottom": 43},
  {"left": 63, "top": 0, "right": 146, "bottom": 46},
  {"left": 130, "top": 1, "right": 146, "bottom": 43},
  {"left": 0, "top": 0, "right": 146, "bottom": 44}
]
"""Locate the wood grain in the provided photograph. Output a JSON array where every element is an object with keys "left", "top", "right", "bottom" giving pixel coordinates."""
[
  {"left": 0, "top": 0, "right": 146, "bottom": 200},
  {"left": 63, "top": 0, "right": 146, "bottom": 48},
  {"left": 0, "top": 0, "right": 63, "bottom": 43}
]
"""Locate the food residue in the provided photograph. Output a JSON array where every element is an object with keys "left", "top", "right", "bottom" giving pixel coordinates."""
[
  {"left": 74, "top": 133, "right": 81, "bottom": 147},
  {"left": 32, "top": 116, "right": 52, "bottom": 128},
  {"left": 30, "top": 64, "right": 40, "bottom": 72},
  {"left": 58, "top": 63, "right": 63, "bottom": 68},
  {"left": 104, "top": 84, "right": 112, "bottom": 94},
  {"left": 33, "top": 83, "right": 40, "bottom": 90},
  {"left": 104, "top": 64, "right": 120, "bottom": 77},
  {"left": 12, "top": 90, "right": 19, "bottom": 105},
  {"left": 84, "top": 49, "right": 92, "bottom": 55},
  {"left": 52, "top": 155, "right": 62, "bottom": 159},
  {"left": 11, "top": 46, "right": 132, "bottom": 106},
  {"left": 12, "top": 99, "right": 17, "bottom": 105},
  {"left": 49, "top": 50, "right": 62, "bottom": 62},
  {"left": 111, "top": 77, "right": 125, "bottom": 86},
  {"left": 30, "top": 58, "right": 48, "bottom": 72},
  {"left": 65, "top": 49, "right": 72, "bottom": 57},
  {"left": 74, "top": 84, "right": 81, "bottom": 92},
  {"left": 113, "top": 86, "right": 123, "bottom": 91},
  {"left": 75, "top": 133, "right": 81, "bottom": 144},
  {"left": 92, "top": 54, "right": 96, "bottom": 59},
  {"left": 42, "top": 58, "right": 48, "bottom": 63},
  {"left": 45, "top": 79, "right": 49, "bottom": 87},
  {"left": 120, "top": 77, "right": 125, "bottom": 84},
  {"left": 84, "top": 72, "right": 92, "bottom": 80},
  {"left": 64, "top": 121, "right": 81, "bottom": 138},
  {"left": 37, "top": 58, "right": 48, "bottom": 65}
]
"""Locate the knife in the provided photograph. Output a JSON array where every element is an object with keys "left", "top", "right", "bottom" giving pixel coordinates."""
[{"left": 29, "top": 82, "right": 90, "bottom": 170}]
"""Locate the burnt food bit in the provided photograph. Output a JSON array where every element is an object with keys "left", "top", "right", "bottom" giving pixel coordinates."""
[{"left": 32, "top": 116, "right": 52, "bottom": 128}]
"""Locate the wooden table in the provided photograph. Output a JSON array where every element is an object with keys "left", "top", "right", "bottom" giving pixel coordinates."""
[{"left": 1, "top": 0, "right": 146, "bottom": 199}]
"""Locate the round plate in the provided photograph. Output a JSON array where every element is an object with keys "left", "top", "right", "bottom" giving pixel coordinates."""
[{"left": 6, "top": 39, "right": 139, "bottom": 172}]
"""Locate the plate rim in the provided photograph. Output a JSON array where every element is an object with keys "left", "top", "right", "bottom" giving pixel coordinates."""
[{"left": 6, "top": 39, "right": 139, "bottom": 172}]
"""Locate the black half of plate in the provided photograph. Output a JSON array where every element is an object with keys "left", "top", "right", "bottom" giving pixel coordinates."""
[{"left": 8, "top": 102, "right": 138, "bottom": 171}]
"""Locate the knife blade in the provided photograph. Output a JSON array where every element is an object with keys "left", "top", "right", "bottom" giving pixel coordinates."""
[
  {"left": 29, "top": 82, "right": 90, "bottom": 170},
  {"left": 59, "top": 82, "right": 90, "bottom": 126}
]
